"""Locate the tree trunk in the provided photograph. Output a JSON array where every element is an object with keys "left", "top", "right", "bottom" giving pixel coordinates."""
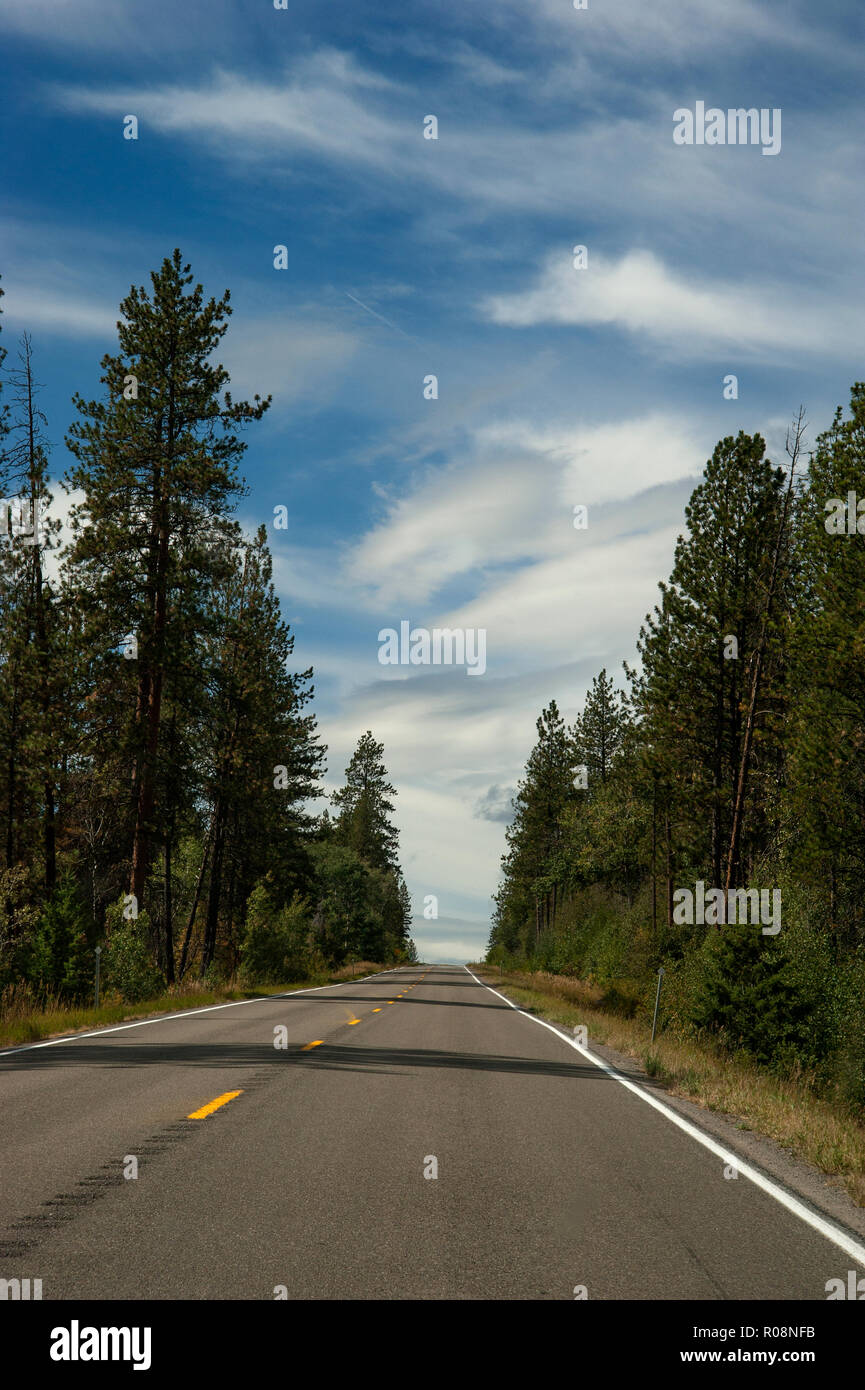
[
  {"left": 24, "top": 341, "right": 56, "bottom": 894},
  {"left": 725, "top": 410, "right": 802, "bottom": 893},
  {"left": 665, "top": 809, "right": 673, "bottom": 928},
  {"left": 130, "top": 388, "right": 173, "bottom": 906},
  {"left": 178, "top": 826, "right": 212, "bottom": 981},
  {"left": 163, "top": 834, "right": 175, "bottom": 984},
  {"left": 651, "top": 778, "right": 657, "bottom": 939},
  {"left": 201, "top": 805, "right": 227, "bottom": 976}
]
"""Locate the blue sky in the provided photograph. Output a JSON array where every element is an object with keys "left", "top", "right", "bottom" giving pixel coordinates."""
[{"left": 2, "top": 0, "right": 863, "bottom": 961}]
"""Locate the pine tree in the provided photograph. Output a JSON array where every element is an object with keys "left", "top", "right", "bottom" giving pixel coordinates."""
[
  {"left": 0, "top": 276, "right": 8, "bottom": 436},
  {"left": 564, "top": 696, "right": 647, "bottom": 906},
  {"left": 198, "top": 527, "right": 324, "bottom": 976},
  {"left": 689, "top": 927, "right": 810, "bottom": 1069},
  {"left": 64, "top": 249, "right": 271, "bottom": 927},
  {"left": 786, "top": 384, "right": 865, "bottom": 949},
  {"left": 633, "top": 432, "right": 793, "bottom": 892},
  {"left": 0, "top": 335, "right": 64, "bottom": 889},
  {"left": 492, "top": 700, "right": 576, "bottom": 951},
  {"left": 571, "top": 669, "right": 628, "bottom": 789},
  {"left": 332, "top": 732, "right": 399, "bottom": 872}
]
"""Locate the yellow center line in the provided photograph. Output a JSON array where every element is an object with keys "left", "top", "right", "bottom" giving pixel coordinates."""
[
  {"left": 347, "top": 1019, "right": 360, "bottom": 1025},
  {"left": 302, "top": 1040, "right": 324, "bottom": 1050},
  {"left": 372, "top": 1007, "right": 382, "bottom": 1012},
  {"left": 187, "top": 1090, "right": 243, "bottom": 1119}
]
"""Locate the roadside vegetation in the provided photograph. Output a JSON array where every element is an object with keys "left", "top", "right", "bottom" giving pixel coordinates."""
[
  {"left": 0, "top": 960, "right": 387, "bottom": 1050},
  {"left": 487, "top": 391, "right": 865, "bottom": 1202},
  {"left": 0, "top": 256, "right": 417, "bottom": 1045}
]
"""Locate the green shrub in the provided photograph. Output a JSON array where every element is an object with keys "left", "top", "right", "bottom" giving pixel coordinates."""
[
  {"left": 687, "top": 925, "right": 812, "bottom": 1071},
  {"left": 102, "top": 900, "right": 164, "bottom": 1003},
  {"left": 28, "top": 872, "right": 94, "bottom": 999},
  {"left": 239, "top": 881, "right": 311, "bottom": 984}
]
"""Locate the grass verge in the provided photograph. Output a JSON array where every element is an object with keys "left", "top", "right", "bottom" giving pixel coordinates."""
[
  {"left": 472, "top": 964, "right": 865, "bottom": 1208},
  {"left": 0, "top": 960, "right": 388, "bottom": 1051}
]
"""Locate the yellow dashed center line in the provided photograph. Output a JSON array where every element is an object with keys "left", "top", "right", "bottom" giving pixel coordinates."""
[
  {"left": 294, "top": 979, "right": 425, "bottom": 1045},
  {"left": 187, "top": 1090, "right": 243, "bottom": 1119}
]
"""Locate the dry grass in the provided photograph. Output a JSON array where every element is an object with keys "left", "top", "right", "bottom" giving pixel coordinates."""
[
  {"left": 328, "top": 960, "right": 385, "bottom": 981},
  {"left": 474, "top": 965, "right": 865, "bottom": 1207}
]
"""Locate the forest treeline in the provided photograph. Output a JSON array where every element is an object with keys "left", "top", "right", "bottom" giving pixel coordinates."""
[
  {"left": 0, "top": 250, "right": 415, "bottom": 1010},
  {"left": 489, "top": 391, "right": 865, "bottom": 1109}
]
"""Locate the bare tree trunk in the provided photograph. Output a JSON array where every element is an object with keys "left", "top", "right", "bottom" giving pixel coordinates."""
[
  {"left": 20, "top": 336, "right": 57, "bottom": 894},
  {"left": 651, "top": 777, "right": 657, "bottom": 939},
  {"left": 201, "top": 805, "right": 227, "bottom": 976},
  {"left": 178, "top": 825, "right": 212, "bottom": 981},
  {"left": 163, "top": 834, "right": 175, "bottom": 985},
  {"left": 665, "top": 809, "right": 673, "bottom": 928},
  {"left": 725, "top": 409, "right": 804, "bottom": 893}
]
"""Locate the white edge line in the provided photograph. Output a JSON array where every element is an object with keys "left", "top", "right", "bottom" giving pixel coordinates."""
[
  {"left": 0, "top": 966, "right": 409, "bottom": 1058},
  {"left": 464, "top": 965, "right": 865, "bottom": 1271}
]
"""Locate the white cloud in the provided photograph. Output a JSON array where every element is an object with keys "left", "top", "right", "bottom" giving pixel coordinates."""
[
  {"left": 0, "top": 0, "right": 245, "bottom": 53},
  {"left": 409, "top": 922, "right": 490, "bottom": 964},
  {"left": 481, "top": 249, "right": 862, "bottom": 360},
  {"left": 0, "top": 0, "right": 135, "bottom": 47},
  {"left": 51, "top": 53, "right": 404, "bottom": 168},
  {"left": 41, "top": 486, "right": 85, "bottom": 589},
  {"left": 321, "top": 690, "right": 525, "bottom": 919},
  {"left": 0, "top": 285, "right": 118, "bottom": 338},
  {"left": 285, "top": 410, "right": 708, "bottom": 918},
  {"left": 5, "top": 0, "right": 839, "bottom": 72},
  {"left": 344, "top": 413, "right": 702, "bottom": 605},
  {"left": 494, "top": 0, "right": 833, "bottom": 66},
  {"left": 443, "top": 524, "right": 681, "bottom": 670},
  {"left": 45, "top": 51, "right": 865, "bottom": 283},
  {"left": 267, "top": 545, "right": 374, "bottom": 619}
]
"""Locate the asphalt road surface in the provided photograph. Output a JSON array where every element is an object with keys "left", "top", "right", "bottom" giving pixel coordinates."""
[{"left": 1, "top": 963, "right": 863, "bottom": 1300}]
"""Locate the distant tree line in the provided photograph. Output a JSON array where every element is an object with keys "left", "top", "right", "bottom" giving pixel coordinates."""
[
  {"left": 0, "top": 251, "right": 415, "bottom": 1008},
  {"left": 489, "top": 397, "right": 865, "bottom": 1108}
]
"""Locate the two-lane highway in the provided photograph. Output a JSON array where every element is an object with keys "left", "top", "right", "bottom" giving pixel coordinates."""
[{"left": 1, "top": 964, "right": 863, "bottom": 1299}]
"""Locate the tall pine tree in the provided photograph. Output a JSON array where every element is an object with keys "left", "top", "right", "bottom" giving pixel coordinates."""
[{"left": 64, "top": 250, "right": 271, "bottom": 925}]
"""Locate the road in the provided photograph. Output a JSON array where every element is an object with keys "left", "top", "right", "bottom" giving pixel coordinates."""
[{"left": 1, "top": 963, "right": 863, "bottom": 1300}]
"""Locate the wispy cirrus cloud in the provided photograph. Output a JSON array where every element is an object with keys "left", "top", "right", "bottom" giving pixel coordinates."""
[
  {"left": 44, "top": 52, "right": 865, "bottom": 298},
  {"left": 344, "top": 412, "right": 703, "bottom": 606},
  {"left": 50, "top": 52, "right": 403, "bottom": 165},
  {"left": 492, "top": 0, "right": 843, "bottom": 66},
  {"left": 0, "top": 285, "right": 118, "bottom": 337}
]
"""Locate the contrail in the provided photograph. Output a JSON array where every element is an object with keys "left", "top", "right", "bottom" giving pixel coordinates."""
[{"left": 344, "top": 291, "right": 420, "bottom": 343}]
